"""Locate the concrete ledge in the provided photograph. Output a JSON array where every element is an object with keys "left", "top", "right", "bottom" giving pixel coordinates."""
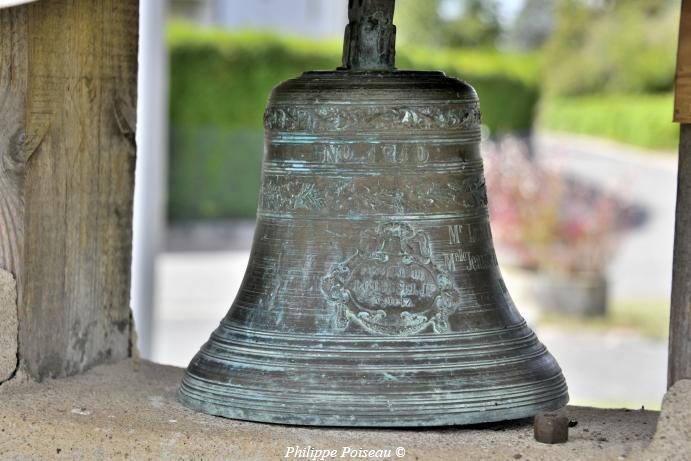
[
  {"left": 639, "top": 379, "right": 691, "bottom": 459},
  {"left": 0, "top": 359, "right": 667, "bottom": 460}
]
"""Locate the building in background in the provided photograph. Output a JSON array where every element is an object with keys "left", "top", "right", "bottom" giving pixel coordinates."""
[{"left": 170, "top": 0, "right": 348, "bottom": 38}]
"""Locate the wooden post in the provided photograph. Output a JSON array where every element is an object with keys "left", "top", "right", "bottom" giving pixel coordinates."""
[
  {"left": 670, "top": 0, "right": 691, "bottom": 387},
  {"left": 0, "top": 0, "right": 138, "bottom": 381}
]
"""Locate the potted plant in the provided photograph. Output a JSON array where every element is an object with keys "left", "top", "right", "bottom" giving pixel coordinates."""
[{"left": 483, "top": 138, "right": 625, "bottom": 317}]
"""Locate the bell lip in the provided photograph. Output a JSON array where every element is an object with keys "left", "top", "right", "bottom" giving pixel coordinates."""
[
  {"left": 177, "top": 386, "right": 569, "bottom": 427},
  {"left": 178, "top": 319, "right": 569, "bottom": 427}
]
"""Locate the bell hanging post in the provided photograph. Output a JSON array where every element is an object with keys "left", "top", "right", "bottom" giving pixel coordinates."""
[{"left": 179, "top": 0, "right": 568, "bottom": 427}]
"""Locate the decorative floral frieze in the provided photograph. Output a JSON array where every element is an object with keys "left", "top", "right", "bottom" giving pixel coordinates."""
[
  {"left": 264, "top": 103, "right": 482, "bottom": 132},
  {"left": 258, "top": 173, "right": 488, "bottom": 216}
]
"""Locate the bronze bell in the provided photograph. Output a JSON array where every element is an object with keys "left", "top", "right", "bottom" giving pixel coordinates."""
[{"left": 180, "top": 0, "right": 568, "bottom": 427}]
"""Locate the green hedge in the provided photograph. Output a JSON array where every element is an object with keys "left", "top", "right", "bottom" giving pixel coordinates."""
[
  {"left": 168, "top": 22, "right": 540, "bottom": 220},
  {"left": 537, "top": 94, "right": 677, "bottom": 151}
]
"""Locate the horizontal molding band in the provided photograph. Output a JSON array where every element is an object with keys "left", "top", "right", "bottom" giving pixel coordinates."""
[
  {"left": 216, "top": 319, "right": 530, "bottom": 343},
  {"left": 196, "top": 347, "right": 550, "bottom": 372},
  {"left": 267, "top": 132, "right": 482, "bottom": 143},
  {"left": 179, "top": 376, "right": 568, "bottom": 411}
]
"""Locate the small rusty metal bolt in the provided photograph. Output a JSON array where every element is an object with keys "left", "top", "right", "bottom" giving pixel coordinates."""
[{"left": 534, "top": 413, "right": 570, "bottom": 444}]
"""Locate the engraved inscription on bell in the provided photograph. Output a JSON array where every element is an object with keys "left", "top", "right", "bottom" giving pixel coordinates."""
[{"left": 321, "top": 223, "right": 461, "bottom": 336}]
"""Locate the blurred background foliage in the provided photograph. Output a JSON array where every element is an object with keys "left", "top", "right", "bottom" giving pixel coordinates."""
[
  {"left": 395, "top": 0, "right": 503, "bottom": 48},
  {"left": 168, "top": 23, "right": 539, "bottom": 219},
  {"left": 168, "top": 0, "right": 679, "bottom": 221},
  {"left": 541, "top": 0, "right": 678, "bottom": 96}
]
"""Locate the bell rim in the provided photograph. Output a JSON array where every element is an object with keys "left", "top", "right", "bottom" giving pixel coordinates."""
[
  {"left": 178, "top": 319, "right": 569, "bottom": 427},
  {"left": 178, "top": 381, "right": 569, "bottom": 427}
]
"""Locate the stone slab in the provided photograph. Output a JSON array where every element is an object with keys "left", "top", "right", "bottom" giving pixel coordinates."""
[
  {"left": 0, "top": 359, "right": 667, "bottom": 460},
  {"left": 636, "top": 379, "right": 691, "bottom": 460},
  {"left": 0, "top": 269, "right": 17, "bottom": 382}
]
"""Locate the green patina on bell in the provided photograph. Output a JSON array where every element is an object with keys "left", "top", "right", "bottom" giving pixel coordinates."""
[{"left": 179, "top": 0, "right": 568, "bottom": 427}]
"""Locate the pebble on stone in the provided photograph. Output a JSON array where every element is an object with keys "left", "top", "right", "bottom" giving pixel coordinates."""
[{"left": 534, "top": 413, "right": 570, "bottom": 444}]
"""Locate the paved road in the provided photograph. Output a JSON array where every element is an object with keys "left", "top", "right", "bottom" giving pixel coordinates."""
[
  {"left": 151, "top": 133, "right": 675, "bottom": 408},
  {"left": 535, "top": 133, "right": 677, "bottom": 301},
  {"left": 150, "top": 249, "right": 668, "bottom": 409}
]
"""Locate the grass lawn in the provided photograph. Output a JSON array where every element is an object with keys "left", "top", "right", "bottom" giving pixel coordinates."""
[
  {"left": 539, "top": 298, "right": 668, "bottom": 410},
  {"left": 539, "top": 298, "right": 670, "bottom": 341},
  {"left": 537, "top": 94, "right": 678, "bottom": 151},
  {"left": 568, "top": 398, "right": 661, "bottom": 411}
]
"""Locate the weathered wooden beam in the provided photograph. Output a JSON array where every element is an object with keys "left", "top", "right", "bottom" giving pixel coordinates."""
[
  {"left": 0, "top": 0, "right": 138, "bottom": 381},
  {"left": 669, "top": 124, "right": 691, "bottom": 387},
  {"left": 0, "top": 6, "right": 27, "bottom": 383},
  {"left": 676, "top": 0, "right": 691, "bottom": 123},
  {"left": 669, "top": 0, "right": 691, "bottom": 387}
]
